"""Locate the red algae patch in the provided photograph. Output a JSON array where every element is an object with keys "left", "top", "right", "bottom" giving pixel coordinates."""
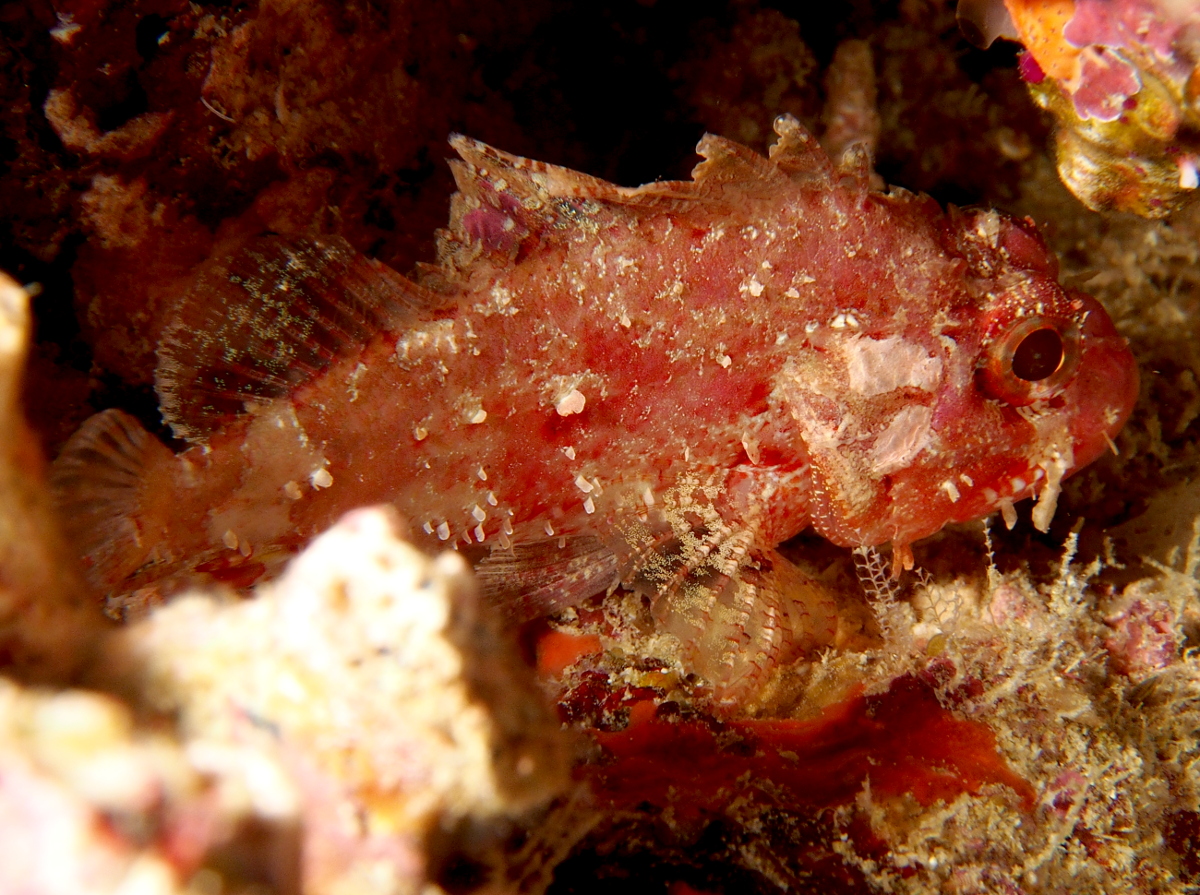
[
  {"left": 536, "top": 630, "right": 604, "bottom": 678},
  {"left": 590, "top": 673, "right": 1035, "bottom": 822}
]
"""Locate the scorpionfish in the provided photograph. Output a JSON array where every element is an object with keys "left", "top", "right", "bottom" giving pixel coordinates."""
[{"left": 53, "top": 116, "right": 1137, "bottom": 703}]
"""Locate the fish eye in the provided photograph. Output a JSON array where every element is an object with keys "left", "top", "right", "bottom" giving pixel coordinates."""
[
  {"left": 979, "top": 316, "right": 1080, "bottom": 405},
  {"left": 1011, "top": 327, "right": 1064, "bottom": 381}
]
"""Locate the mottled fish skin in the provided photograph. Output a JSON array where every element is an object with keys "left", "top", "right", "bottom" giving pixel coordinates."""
[{"left": 52, "top": 116, "right": 1138, "bottom": 704}]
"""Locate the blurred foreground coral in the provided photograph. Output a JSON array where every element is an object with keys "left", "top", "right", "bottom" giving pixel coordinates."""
[{"left": 2, "top": 501, "right": 571, "bottom": 895}]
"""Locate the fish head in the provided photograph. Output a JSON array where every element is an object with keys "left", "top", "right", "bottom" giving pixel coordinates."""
[
  {"left": 925, "top": 209, "right": 1139, "bottom": 537},
  {"left": 773, "top": 208, "right": 1138, "bottom": 554}
]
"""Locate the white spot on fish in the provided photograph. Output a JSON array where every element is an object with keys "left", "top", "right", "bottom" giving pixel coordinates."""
[
  {"left": 741, "top": 432, "right": 762, "bottom": 466},
  {"left": 310, "top": 467, "right": 334, "bottom": 489},
  {"left": 556, "top": 389, "right": 587, "bottom": 416},
  {"left": 483, "top": 284, "right": 517, "bottom": 316},
  {"left": 717, "top": 354, "right": 732, "bottom": 368},
  {"left": 468, "top": 408, "right": 488, "bottom": 424},
  {"left": 413, "top": 426, "right": 428, "bottom": 441},
  {"left": 870, "top": 406, "right": 933, "bottom": 475},
  {"left": 347, "top": 363, "right": 368, "bottom": 402},
  {"left": 845, "top": 336, "right": 942, "bottom": 396}
]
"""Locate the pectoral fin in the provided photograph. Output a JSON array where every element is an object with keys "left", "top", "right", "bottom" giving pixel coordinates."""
[{"left": 652, "top": 547, "right": 839, "bottom": 710}]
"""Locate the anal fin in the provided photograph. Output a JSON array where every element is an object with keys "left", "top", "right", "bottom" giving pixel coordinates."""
[{"left": 475, "top": 535, "right": 620, "bottom": 624}]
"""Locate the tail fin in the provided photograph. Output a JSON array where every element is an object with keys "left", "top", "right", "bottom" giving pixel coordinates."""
[{"left": 49, "top": 409, "right": 174, "bottom": 592}]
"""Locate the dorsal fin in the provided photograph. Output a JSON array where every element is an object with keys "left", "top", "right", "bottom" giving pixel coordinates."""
[
  {"left": 450, "top": 135, "right": 702, "bottom": 205},
  {"left": 449, "top": 136, "right": 619, "bottom": 210},
  {"left": 440, "top": 128, "right": 832, "bottom": 273},
  {"left": 834, "top": 142, "right": 874, "bottom": 190},
  {"left": 441, "top": 135, "right": 704, "bottom": 269},
  {"left": 767, "top": 114, "right": 837, "bottom": 183},
  {"left": 155, "top": 235, "right": 421, "bottom": 443}
]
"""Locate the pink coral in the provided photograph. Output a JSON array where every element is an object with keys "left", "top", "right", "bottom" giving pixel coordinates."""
[{"left": 1103, "top": 594, "right": 1178, "bottom": 677}]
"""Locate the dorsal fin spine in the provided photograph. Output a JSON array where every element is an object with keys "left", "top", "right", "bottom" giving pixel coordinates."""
[{"left": 768, "top": 113, "right": 837, "bottom": 182}]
